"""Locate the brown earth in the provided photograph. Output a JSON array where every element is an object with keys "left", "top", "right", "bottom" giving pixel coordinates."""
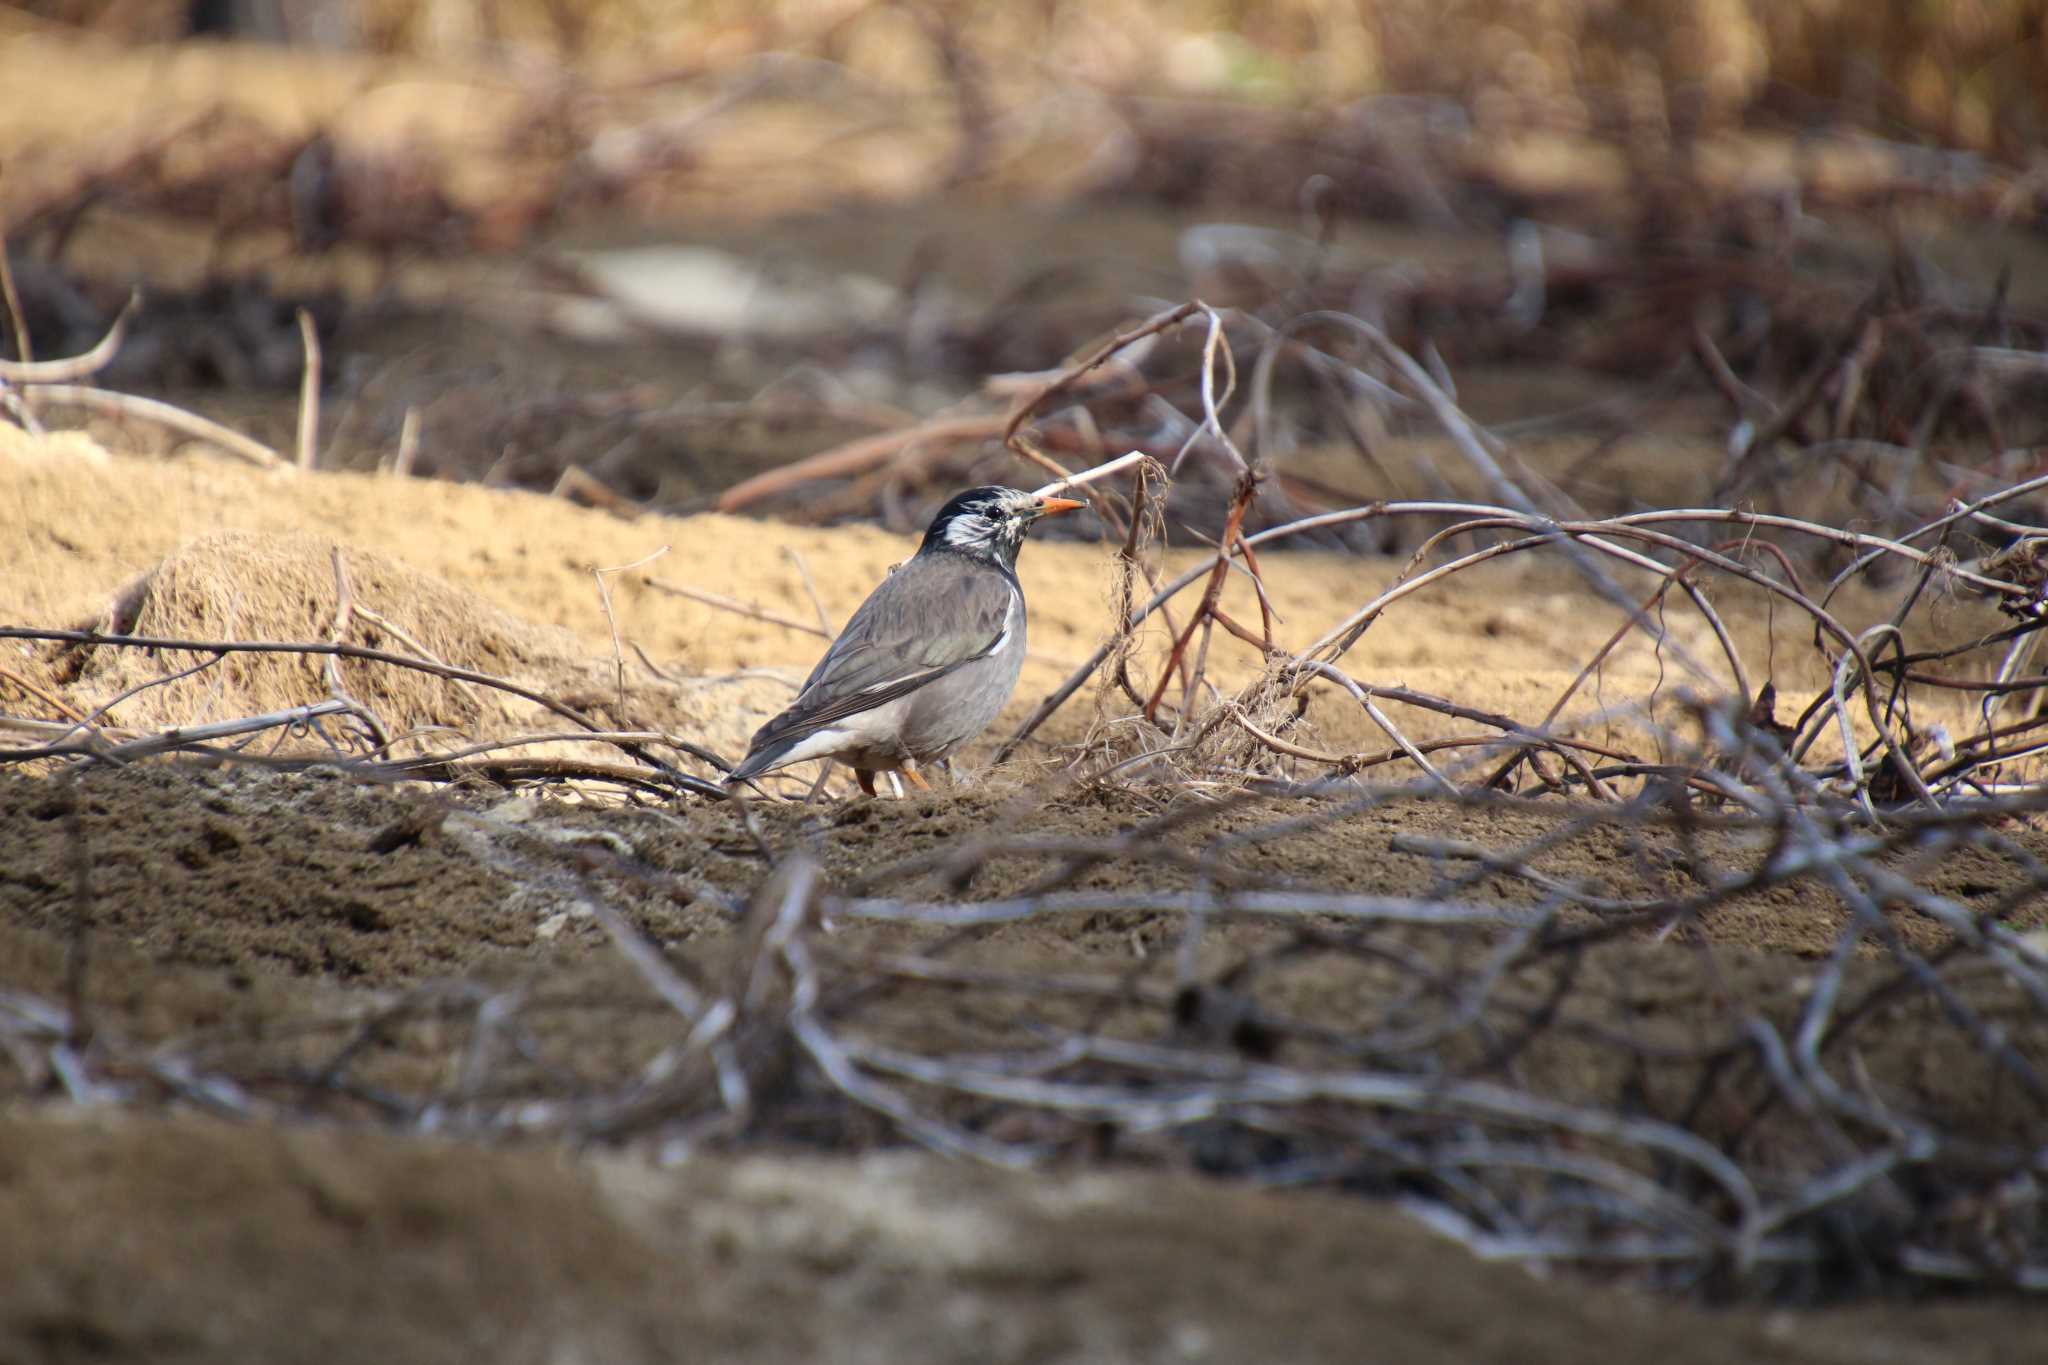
[
  {"left": 2, "top": 427, "right": 2044, "bottom": 1360},
  {"left": 3, "top": 1110, "right": 2034, "bottom": 1365},
  {"left": 5, "top": 419, "right": 2013, "bottom": 774}
]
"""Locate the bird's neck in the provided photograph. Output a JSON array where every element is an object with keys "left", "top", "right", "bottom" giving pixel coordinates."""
[{"left": 920, "top": 541, "right": 1022, "bottom": 583}]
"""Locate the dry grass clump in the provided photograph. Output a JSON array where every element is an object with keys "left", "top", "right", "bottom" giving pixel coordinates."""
[{"left": 57, "top": 530, "right": 587, "bottom": 740}]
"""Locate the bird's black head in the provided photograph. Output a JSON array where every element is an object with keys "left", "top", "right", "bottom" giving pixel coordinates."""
[{"left": 918, "top": 485, "right": 1084, "bottom": 569}]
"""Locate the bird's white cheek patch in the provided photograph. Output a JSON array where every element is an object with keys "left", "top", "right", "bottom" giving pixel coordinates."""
[{"left": 943, "top": 513, "right": 1008, "bottom": 552}]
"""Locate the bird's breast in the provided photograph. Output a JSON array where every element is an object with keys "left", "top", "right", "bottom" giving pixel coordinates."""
[{"left": 899, "top": 584, "right": 1027, "bottom": 760}]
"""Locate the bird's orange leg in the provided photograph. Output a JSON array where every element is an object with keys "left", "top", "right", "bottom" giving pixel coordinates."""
[{"left": 900, "top": 765, "right": 931, "bottom": 791}]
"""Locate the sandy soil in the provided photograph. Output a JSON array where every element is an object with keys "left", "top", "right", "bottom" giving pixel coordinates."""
[
  {"left": 4, "top": 418, "right": 2001, "bottom": 770},
  {"left": 2, "top": 425, "right": 2044, "bottom": 1359}
]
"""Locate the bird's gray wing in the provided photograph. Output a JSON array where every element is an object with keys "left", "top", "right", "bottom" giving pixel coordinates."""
[{"left": 739, "top": 557, "right": 1014, "bottom": 763}]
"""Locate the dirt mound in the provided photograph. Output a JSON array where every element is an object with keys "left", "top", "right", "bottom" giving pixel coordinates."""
[
  {"left": 0, "top": 1112, "right": 668, "bottom": 1365},
  {"left": 0, "top": 422, "right": 108, "bottom": 468},
  {"left": 0, "top": 444, "right": 811, "bottom": 770},
  {"left": 56, "top": 529, "right": 587, "bottom": 741},
  {"left": 8, "top": 428, "right": 1979, "bottom": 778},
  {"left": 1, "top": 1112, "right": 2031, "bottom": 1365}
]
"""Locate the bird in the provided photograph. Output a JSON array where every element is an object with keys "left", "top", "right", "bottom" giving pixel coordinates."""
[{"left": 726, "top": 485, "right": 1084, "bottom": 797}]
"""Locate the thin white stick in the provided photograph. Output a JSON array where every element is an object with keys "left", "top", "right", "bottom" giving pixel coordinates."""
[
  {"left": 1031, "top": 449, "right": 1149, "bottom": 500},
  {"left": 0, "top": 290, "right": 137, "bottom": 383},
  {"left": 12, "top": 699, "right": 352, "bottom": 761},
  {"left": 783, "top": 547, "right": 835, "bottom": 635},
  {"left": 25, "top": 384, "right": 285, "bottom": 470},
  {"left": 596, "top": 545, "right": 672, "bottom": 705},
  {"left": 393, "top": 406, "right": 420, "bottom": 477},
  {"left": 295, "top": 309, "right": 320, "bottom": 471},
  {"left": 648, "top": 578, "right": 830, "bottom": 638}
]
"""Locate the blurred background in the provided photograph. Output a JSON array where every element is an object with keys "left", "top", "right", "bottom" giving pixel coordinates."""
[{"left": 4, "top": 0, "right": 2046, "bottom": 538}]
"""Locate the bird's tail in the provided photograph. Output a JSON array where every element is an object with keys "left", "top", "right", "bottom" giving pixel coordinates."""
[{"left": 724, "top": 736, "right": 793, "bottom": 788}]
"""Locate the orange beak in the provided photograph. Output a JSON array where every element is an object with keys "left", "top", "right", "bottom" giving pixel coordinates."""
[{"left": 1034, "top": 496, "right": 1086, "bottom": 518}]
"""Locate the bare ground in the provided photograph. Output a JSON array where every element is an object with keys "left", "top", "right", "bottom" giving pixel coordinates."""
[
  {"left": 6, "top": 1111, "right": 2033, "bottom": 1365},
  {"left": 2, "top": 429, "right": 2044, "bottom": 1359}
]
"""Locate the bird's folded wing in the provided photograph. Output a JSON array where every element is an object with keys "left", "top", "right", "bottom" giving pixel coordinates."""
[{"left": 761, "top": 557, "right": 1015, "bottom": 741}]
